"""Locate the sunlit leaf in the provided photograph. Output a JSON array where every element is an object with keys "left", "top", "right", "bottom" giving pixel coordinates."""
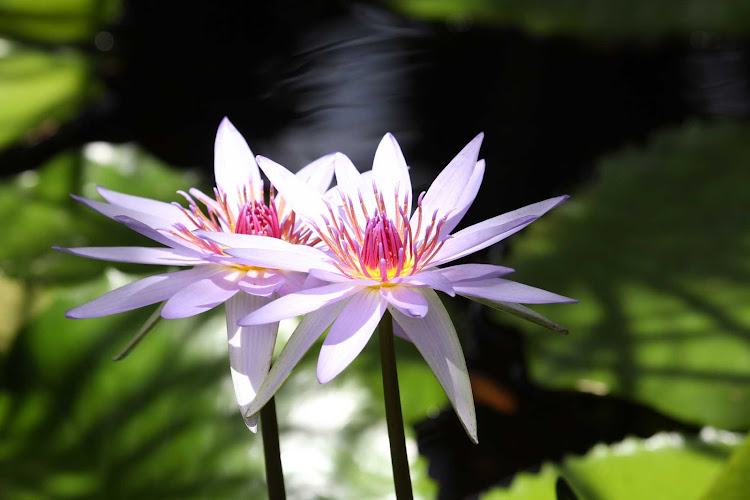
[
  {"left": 0, "top": 47, "right": 89, "bottom": 149},
  {"left": 0, "top": 0, "right": 120, "bottom": 43},
  {"left": 700, "top": 433, "right": 750, "bottom": 499},
  {"left": 482, "top": 431, "right": 743, "bottom": 500},
  {"left": 498, "top": 121, "right": 750, "bottom": 429},
  {"left": 389, "top": 0, "right": 750, "bottom": 40}
]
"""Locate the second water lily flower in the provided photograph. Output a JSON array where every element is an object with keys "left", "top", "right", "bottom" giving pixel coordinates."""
[
  {"left": 225, "top": 132, "right": 577, "bottom": 443},
  {"left": 56, "top": 118, "right": 334, "bottom": 430}
]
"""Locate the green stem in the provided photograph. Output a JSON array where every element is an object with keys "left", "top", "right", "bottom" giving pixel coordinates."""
[
  {"left": 260, "top": 397, "right": 286, "bottom": 500},
  {"left": 379, "top": 310, "right": 414, "bottom": 499}
]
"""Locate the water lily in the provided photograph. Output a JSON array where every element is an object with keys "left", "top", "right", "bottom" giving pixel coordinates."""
[
  {"left": 216, "top": 132, "right": 576, "bottom": 443},
  {"left": 56, "top": 118, "right": 334, "bottom": 430}
]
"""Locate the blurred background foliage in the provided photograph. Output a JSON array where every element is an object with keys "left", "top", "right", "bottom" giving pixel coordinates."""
[{"left": 1, "top": 0, "right": 750, "bottom": 499}]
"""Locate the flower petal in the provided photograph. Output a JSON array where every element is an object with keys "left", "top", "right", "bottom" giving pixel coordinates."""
[
  {"left": 373, "top": 133, "right": 411, "bottom": 218},
  {"left": 242, "top": 300, "right": 347, "bottom": 420},
  {"left": 416, "top": 133, "right": 484, "bottom": 238},
  {"left": 73, "top": 194, "right": 175, "bottom": 231},
  {"left": 308, "top": 268, "right": 374, "bottom": 286},
  {"left": 332, "top": 152, "right": 376, "bottom": 224},
  {"left": 238, "top": 282, "right": 361, "bottom": 326},
  {"left": 438, "top": 263, "right": 514, "bottom": 283},
  {"left": 389, "top": 288, "right": 477, "bottom": 443},
  {"left": 396, "top": 270, "right": 455, "bottom": 296},
  {"left": 161, "top": 268, "right": 242, "bottom": 318},
  {"left": 453, "top": 278, "right": 577, "bottom": 304},
  {"left": 194, "top": 230, "right": 337, "bottom": 273},
  {"left": 432, "top": 195, "right": 569, "bottom": 265},
  {"left": 294, "top": 153, "right": 336, "bottom": 194},
  {"left": 391, "top": 315, "right": 411, "bottom": 343},
  {"left": 53, "top": 246, "right": 205, "bottom": 266},
  {"left": 194, "top": 230, "right": 325, "bottom": 257},
  {"left": 276, "top": 271, "right": 308, "bottom": 296},
  {"left": 380, "top": 285, "right": 428, "bottom": 318},
  {"left": 214, "top": 117, "right": 261, "bottom": 210},
  {"left": 465, "top": 296, "right": 570, "bottom": 334},
  {"left": 441, "top": 159, "right": 485, "bottom": 236},
  {"left": 238, "top": 268, "right": 286, "bottom": 297},
  {"left": 225, "top": 247, "right": 336, "bottom": 274},
  {"left": 65, "top": 265, "right": 224, "bottom": 319},
  {"left": 317, "top": 288, "right": 386, "bottom": 383},
  {"left": 97, "top": 186, "right": 192, "bottom": 226},
  {"left": 114, "top": 215, "right": 201, "bottom": 253},
  {"left": 225, "top": 292, "right": 278, "bottom": 431},
  {"left": 256, "top": 155, "right": 328, "bottom": 229}
]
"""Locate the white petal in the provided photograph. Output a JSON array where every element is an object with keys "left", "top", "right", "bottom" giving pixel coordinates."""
[
  {"left": 242, "top": 301, "right": 348, "bottom": 420},
  {"left": 380, "top": 285, "right": 428, "bottom": 318},
  {"left": 373, "top": 133, "right": 411, "bottom": 218},
  {"left": 294, "top": 153, "right": 336, "bottom": 193},
  {"left": 114, "top": 215, "right": 202, "bottom": 253},
  {"left": 238, "top": 282, "right": 361, "bottom": 325},
  {"left": 396, "top": 270, "right": 455, "bottom": 296},
  {"left": 161, "top": 268, "right": 242, "bottom": 318},
  {"left": 225, "top": 247, "right": 337, "bottom": 274},
  {"left": 431, "top": 195, "right": 569, "bottom": 265},
  {"left": 256, "top": 155, "right": 329, "bottom": 229},
  {"left": 437, "top": 263, "right": 514, "bottom": 283},
  {"left": 226, "top": 293, "right": 278, "bottom": 431},
  {"left": 454, "top": 278, "right": 577, "bottom": 304},
  {"left": 391, "top": 315, "right": 411, "bottom": 343},
  {"left": 389, "top": 288, "right": 477, "bottom": 443},
  {"left": 66, "top": 265, "right": 225, "bottom": 319},
  {"left": 416, "top": 133, "right": 484, "bottom": 238},
  {"left": 214, "top": 117, "right": 261, "bottom": 212},
  {"left": 73, "top": 194, "right": 174, "bottom": 231},
  {"left": 238, "top": 268, "right": 286, "bottom": 297},
  {"left": 317, "top": 289, "right": 386, "bottom": 383},
  {"left": 97, "top": 186, "right": 192, "bottom": 226},
  {"left": 329, "top": 152, "right": 376, "bottom": 226},
  {"left": 441, "top": 159, "right": 485, "bottom": 235},
  {"left": 54, "top": 246, "right": 205, "bottom": 266}
]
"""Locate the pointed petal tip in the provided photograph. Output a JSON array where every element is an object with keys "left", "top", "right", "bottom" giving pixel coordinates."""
[
  {"left": 217, "top": 115, "right": 236, "bottom": 132},
  {"left": 64, "top": 309, "right": 79, "bottom": 319},
  {"left": 316, "top": 366, "right": 335, "bottom": 384}
]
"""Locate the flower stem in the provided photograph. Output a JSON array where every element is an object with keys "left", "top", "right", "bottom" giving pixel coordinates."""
[
  {"left": 260, "top": 396, "right": 286, "bottom": 500},
  {"left": 379, "top": 310, "right": 414, "bottom": 499}
]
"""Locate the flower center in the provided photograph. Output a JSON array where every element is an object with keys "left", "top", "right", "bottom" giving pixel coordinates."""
[
  {"left": 317, "top": 185, "right": 448, "bottom": 282},
  {"left": 235, "top": 200, "right": 281, "bottom": 237},
  {"left": 169, "top": 182, "right": 319, "bottom": 255},
  {"left": 361, "top": 212, "right": 406, "bottom": 279}
]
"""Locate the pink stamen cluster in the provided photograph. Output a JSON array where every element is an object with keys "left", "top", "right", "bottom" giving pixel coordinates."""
[
  {"left": 169, "top": 183, "right": 319, "bottom": 255},
  {"left": 319, "top": 185, "right": 449, "bottom": 282}
]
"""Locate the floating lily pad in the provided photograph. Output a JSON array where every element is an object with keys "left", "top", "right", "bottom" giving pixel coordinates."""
[
  {"left": 483, "top": 431, "right": 743, "bottom": 500},
  {"left": 499, "top": 121, "right": 750, "bottom": 429}
]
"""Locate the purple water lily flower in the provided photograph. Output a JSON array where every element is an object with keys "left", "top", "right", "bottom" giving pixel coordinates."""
[
  {"left": 56, "top": 118, "right": 334, "bottom": 430},
  {"left": 219, "top": 132, "right": 577, "bottom": 443}
]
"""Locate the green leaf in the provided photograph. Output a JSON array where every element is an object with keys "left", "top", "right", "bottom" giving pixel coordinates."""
[
  {"left": 388, "top": 0, "right": 750, "bottom": 41},
  {"left": 0, "top": 144, "right": 198, "bottom": 282},
  {"left": 499, "top": 121, "right": 750, "bottom": 429},
  {"left": 700, "top": 433, "right": 750, "bottom": 499},
  {"left": 0, "top": 48, "right": 89, "bottom": 150},
  {"left": 0, "top": 0, "right": 120, "bottom": 43},
  {"left": 483, "top": 432, "right": 743, "bottom": 500}
]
